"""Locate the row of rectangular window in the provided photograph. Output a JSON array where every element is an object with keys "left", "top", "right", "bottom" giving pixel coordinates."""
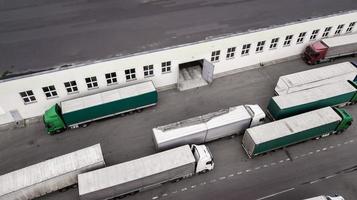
[
  {"left": 210, "top": 22, "right": 356, "bottom": 62},
  {"left": 19, "top": 61, "right": 172, "bottom": 104}
]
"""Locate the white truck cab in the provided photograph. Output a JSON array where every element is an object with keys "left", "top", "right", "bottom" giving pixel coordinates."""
[
  {"left": 304, "top": 195, "right": 345, "bottom": 200},
  {"left": 191, "top": 144, "right": 214, "bottom": 173},
  {"left": 245, "top": 104, "right": 266, "bottom": 127}
]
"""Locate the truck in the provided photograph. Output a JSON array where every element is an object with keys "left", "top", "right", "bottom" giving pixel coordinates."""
[
  {"left": 78, "top": 144, "right": 214, "bottom": 200},
  {"left": 303, "top": 33, "right": 357, "bottom": 65},
  {"left": 267, "top": 80, "right": 357, "bottom": 120},
  {"left": 0, "top": 144, "right": 105, "bottom": 200},
  {"left": 274, "top": 62, "right": 357, "bottom": 95},
  {"left": 43, "top": 81, "right": 158, "bottom": 134},
  {"left": 304, "top": 195, "right": 345, "bottom": 200},
  {"left": 153, "top": 104, "right": 265, "bottom": 150},
  {"left": 242, "top": 107, "right": 353, "bottom": 158}
]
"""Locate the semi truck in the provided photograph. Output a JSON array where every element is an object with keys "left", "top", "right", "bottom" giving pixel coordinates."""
[
  {"left": 304, "top": 195, "right": 345, "bottom": 200},
  {"left": 242, "top": 107, "right": 352, "bottom": 158},
  {"left": 43, "top": 81, "right": 158, "bottom": 134},
  {"left": 0, "top": 144, "right": 105, "bottom": 200},
  {"left": 267, "top": 80, "right": 357, "bottom": 120},
  {"left": 78, "top": 144, "right": 214, "bottom": 200},
  {"left": 274, "top": 62, "right": 357, "bottom": 95},
  {"left": 303, "top": 33, "right": 357, "bottom": 65},
  {"left": 153, "top": 104, "right": 265, "bottom": 150}
]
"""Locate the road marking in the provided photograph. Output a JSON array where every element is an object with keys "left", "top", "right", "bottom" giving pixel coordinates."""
[
  {"left": 329, "top": 145, "right": 334, "bottom": 149},
  {"left": 316, "top": 149, "right": 320, "bottom": 152},
  {"left": 301, "top": 154, "right": 306, "bottom": 157},
  {"left": 279, "top": 160, "right": 284, "bottom": 163},
  {"left": 162, "top": 193, "right": 168, "bottom": 197},
  {"left": 246, "top": 169, "right": 252, "bottom": 172},
  {"left": 237, "top": 171, "right": 243, "bottom": 175},
  {"left": 271, "top": 162, "right": 276, "bottom": 166},
  {"left": 191, "top": 185, "right": 196, "bottom": 188},
  {"left": 228, "top": 174, "right": 234, "bottom": 177},
  {"left": 325, "top": 174, "right": 337, "bottom": 179},
  {"left": 308, "top": 151, "right": 313, "bottom": 155},
  {"left": 219, "top": 176, "right": 226, "bottom": 180},
  {"left": 263, "top": 164, "right": 269, "bottom": 168},
  {"left": 322, "top": 148, "right": 327, "bottom": 151},
  {"left": 286, "top": 158, "right": 290, "bottom": 161},
  {"left": 344, "top": 141, "right": 349, "bottom": 144},
  {"left": 294, "top": 156, "right": 299, "bottom": 159},
  {"left": 200, "top": 182, "right": 206, "bottom": 185},
  {"left": 210, "top": 179, "right": 216, "bottom": 183},
  {"left": 350, "top": 139, "right": 354, "bottom": 143},
  {"left": 152, "top": 196, "right": 159, "bottom": 199},
  {"left": 181, "top": 187, "right": 187, "bottom": 191},
  {"left": 172, "top": 191, "right": 177, "bottom": 194},
  {"left": 256, "top": 187, "right": 295, "bottom": 200},
  {"left": 310, "top": 179, "right": 320, "bottom": 184},
  {"left": 255, "top": 166, "right": 261, "bottom": 170},
  {"left": 337, "top": 143, "right": 342, "bottom": 146}
]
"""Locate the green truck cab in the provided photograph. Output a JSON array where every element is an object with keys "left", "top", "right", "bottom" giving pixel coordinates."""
[
  {"left": 334, "top": 107, "right": 353, "bottom": 132},
  {"left": 43, "top": 104, "right": 66, "bottom": 134}
]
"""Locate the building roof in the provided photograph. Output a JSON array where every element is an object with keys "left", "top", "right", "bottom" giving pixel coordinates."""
[{"left": 1, "top": 0, "right": 357, "bottom": 77}]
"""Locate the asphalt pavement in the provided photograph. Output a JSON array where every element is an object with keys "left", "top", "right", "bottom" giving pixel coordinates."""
[
  {"left": 1, "top": 0, "right": 357, "bottom": 75},
  {"left": 1, "top": 57, "right": 357, "bottom": 200}
]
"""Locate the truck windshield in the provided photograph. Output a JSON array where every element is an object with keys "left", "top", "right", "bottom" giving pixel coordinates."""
[
  {"left": 306, "top": 46, "right": 319, "bottom": 57},
  {"left": 245, "top": 106, "right": 254, "bottom": 117},
  {"left": 192, "top": 147, "right": 200, "bottom": 162}
]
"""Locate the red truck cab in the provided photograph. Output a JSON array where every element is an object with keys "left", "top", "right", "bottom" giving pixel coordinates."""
[{"left": 303, "top": 41, "right": 328, "bottom": 65}]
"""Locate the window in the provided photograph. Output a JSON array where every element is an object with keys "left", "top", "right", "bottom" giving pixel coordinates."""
[
  {"left": 346, "top": 22, "right": 356, "bottom": 33},
  {"left": 269, "top": 38, "right": 279, "bottom": 49},
  {"left": 310, "top": 29, "right": 319, "bottom": 40},
  {"left": 322, "top": 26, "right": 332, "bottom": 38},
  {"left": 255, "top": 41, "right": 265, "bottom": 53},
  {"left": 19, "top": 90, "right": 36, "bottom": 104},
  {"left": 161, "top": 61, "right": 171, "bottom": 73},
  {"left": 143, "top": 65, "right": 154, "bottom": 77},
  {"left": 283, "top": 35, "right": 293, "bottom": 46},
  {"left": 125, "top": 68, "right": 136, "bottom": 81},
  {"left": 211, "top": 50, "right": 220, "bottom": 62},
  {"left": 296, "top": 32, "right": 306, "bottom": 44},
  {"left": 105, "top": 72, "right": 117, "bottom": 85},
  {"left": 226, "top": 47, "right": 236, "bottom": 59},
  {"left": 42, "top": 85, "right": 58, "bottom": 98},
  {"left": 241, "top": 44, "right": 251, "bottom": 56},
  {"left": 85, "top": 76, "right": 98, "bottom": 89},
  {"left": 335, "top": 24, "right": 344, "bottom": 35},
  {"left": 64, "top": 81, "right": 78, "bottom": 94}
]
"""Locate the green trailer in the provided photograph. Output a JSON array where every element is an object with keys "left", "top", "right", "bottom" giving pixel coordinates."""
[
  {"left": 43, "top": 81, "right": 158, "bottom": 134},
  {"left": 242, "top": 107, "right": 352, "bottom": 158},
  {"left": 267, "top": 80, "right": 357, "bottom": 120}
]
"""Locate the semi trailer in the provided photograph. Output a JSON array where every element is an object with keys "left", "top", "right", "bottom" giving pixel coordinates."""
[
  {"left": 267, "top": 80, "right": 357, "bottom": 120},
  {"left": 0, "top": 144, "right": 105, "bottom": 200},
  {"left": 153, "top": 104, "right": 265, "bottom": 150},
  {"left": 303, "top": 33, "right": 357, "bottom": 65},
  {"left": 78, "top": 144, "right": 214, "bottom": 200},
  {"left": 242, "top": 107, "right": 352, "bottom": 158},
  {"left": 304, "top": 195, "right": 345, "bottom": 200},
  {"left": 274, "top": 62, "right": 357, "bottom": 95},
  {"left": 43, "top": 81, "right": 157, "bottom": 134}
]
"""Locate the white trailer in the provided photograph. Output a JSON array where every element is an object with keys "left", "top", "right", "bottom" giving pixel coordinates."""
[
  {"left": 153, "top": 105, "right": 265, "bottom": 150},
  {"left": 275, "top": 62, "right": 357, "bottom": 95},
  {"left": 322, "top": 33, "right": 357, "bottom": 59},
  {"left": 0, "top": 144, "right": 105, "bottom": 200},
  {"left": 78, "top": 144, "right": 214, "bottom": 200},
  {"left": 304, "top": 195, "right": 345, "bottom": 200}
]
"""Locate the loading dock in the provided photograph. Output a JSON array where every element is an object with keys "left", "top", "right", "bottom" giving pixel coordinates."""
[{"left": 178, "top": 59, "right": 214, "bottom": 91}]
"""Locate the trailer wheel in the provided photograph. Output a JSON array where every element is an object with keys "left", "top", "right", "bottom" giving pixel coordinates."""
[
  {"left": 136, "top": 109, "right": 142, "bottom": 113},
  {"left": 80, "top": 123, "right": 89, "bottom": 128}
]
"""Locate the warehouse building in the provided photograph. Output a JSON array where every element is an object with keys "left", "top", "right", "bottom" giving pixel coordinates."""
[{"left": 0, "top": 10, "right": 356, "bottom": 126}]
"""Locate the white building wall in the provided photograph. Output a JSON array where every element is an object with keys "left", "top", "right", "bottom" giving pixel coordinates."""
[{"left": 0, "top": 11, "right": 356, "bottom": 120}]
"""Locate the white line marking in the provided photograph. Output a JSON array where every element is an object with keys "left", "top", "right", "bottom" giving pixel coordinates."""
[
  {"left": 191, "top": 185, "right": 196, "bottom": 188},
  {"left": 316, "top": 149, "right": 321, "bottom": 152},
  {"left": 337, "top": 143, "right": 342, "bottom": 146},
  {"left": 286, "top": 158, "right": 290, "bottom": 161},
  {"left": 350, "top": 139, "right": 354, "bottom": 143},
  {"left": 255, "top": 166, "right": 261, "bottom": 170},
  {"left": 228, "top": 174, "right": 234, "bottom": 177},
  {"left": 322, "top": 148, "right": 327, "bottom": 151},
  {"left": 181, "top": 188, "right": 187, "bottom": 191},
  {"left": 237, "top": 171, "right": 243, "bottom": 175},
  {"left": 271, "top": 162, "right": 276, "bottom": 166},
  {"left": 263, "top": 164, "right": 269, "bottom": 168},
  {"left": 162, "top": 193, "right": 168, "bottom": 197},
  {"left": 256, "top": 187, "right": 295, "bottom": 200},
  {"left": 219, "top": 176, "right": 226, "bottom": 180},
  {"left": 310, "top": 179, "right": 320, "bottom": 184},
  {"left": 301, "top": 154, "right": 306, "bottom": 157},
  {"left": 152, "top": 196, "right": 159, "bottom": 200},
  {"left": 344, "top": 141, "right": 349, "bottom": 144},
  {"left": 294, "top": 156, "right": 299, "bottom": 159},
  {"left": 200, "top": 182, "right": 206, "bottom": 185},
  {"left": 172, "top": 191, "right": 177, "bottom": 194},
  {"left": 325, "top": 174, "right": 337, "bottom": 179},
  {"left": 329, "top": 145, "right": 334, "bottom": 149},
  {"left": 246, "top": 169, "right": 252, "bottom": 172},
  {"left": 210, "top": 179, "right": 216, "bottom": 183},
  {"left": 279, "top": 160, "right": 284, "bottom": 163}
]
